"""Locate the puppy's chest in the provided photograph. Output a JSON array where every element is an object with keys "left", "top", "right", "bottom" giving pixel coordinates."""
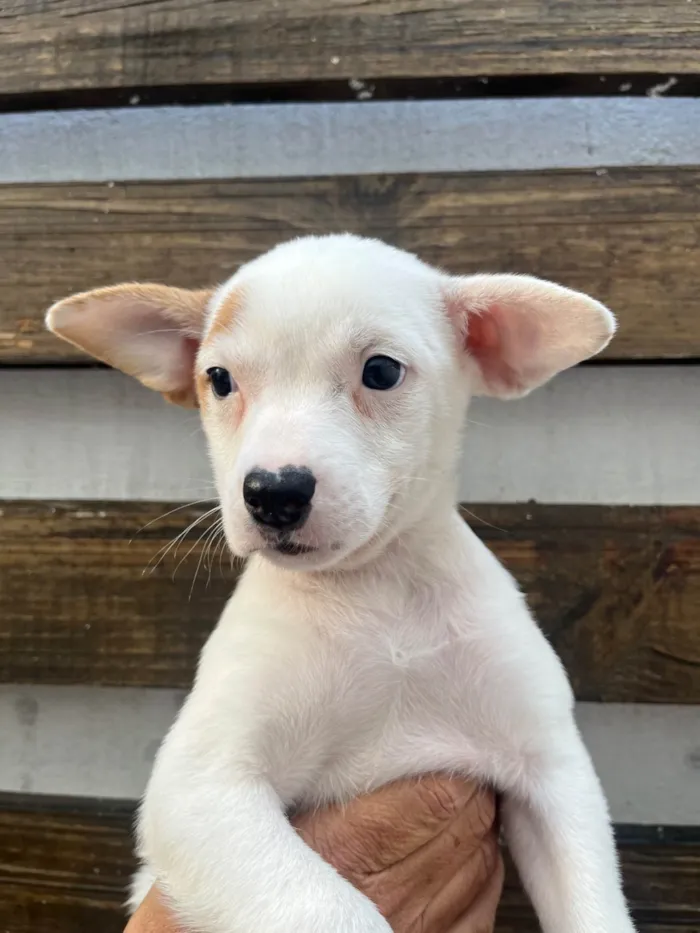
[{"left": 259, "top": 588, "right": 477, "bottom": 804}]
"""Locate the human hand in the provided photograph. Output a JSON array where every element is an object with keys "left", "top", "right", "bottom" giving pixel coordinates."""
[{"left": 124, "top": 775, "right": 502, "bottom": 933}]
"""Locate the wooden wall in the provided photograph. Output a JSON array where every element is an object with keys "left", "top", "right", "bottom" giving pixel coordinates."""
[{"left": 0, "top": 2, "right": 699, "bottom": 930}]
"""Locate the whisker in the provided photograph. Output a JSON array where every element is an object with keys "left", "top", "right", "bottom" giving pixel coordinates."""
[
  {"left": 215, "top": 529, "right": 231, "bottom": 579},
  {"left": 134, "top": 498, "right": 218, "bottom": 535},
  {"left": 134, "top": 327, "right": 193, "bottom": 338},
  {"left": 464, "top": 418, "right": 494, "bottom": 429},
  {"left": 145, "top": 505, "right": 221, "bottom": 574},
  {"left": 191, "top": 519, "right": 224, "bottom": 599},
  {"left": 204, "top": 519, "right": 225, "bottom": 580},
  {"left": 173, "top": 512, "right": 222, "bottom": 581},
  {"left": 460, "top": 506, "right": 507, "bottom": 533},
  {"left": 203, "top": 528, "right": 219, "bottom": 587}
]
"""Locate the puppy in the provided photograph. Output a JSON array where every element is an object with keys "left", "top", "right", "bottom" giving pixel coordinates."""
[{"left": 47, "top": 235, "right": 636, "bottom": 933}]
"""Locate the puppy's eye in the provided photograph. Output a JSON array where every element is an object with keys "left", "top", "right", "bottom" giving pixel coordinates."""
[
  {"left": 206, "top": 367, "right": 236, "bottom": 399},
  {"left": 362, "top": 355, "right": 405, "bottom": 391}
]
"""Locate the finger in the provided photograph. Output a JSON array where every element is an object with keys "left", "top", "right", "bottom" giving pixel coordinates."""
[
  {"left": 124, "top": 886, "right": 185, "bottom": 933},
  {"left": 445, "top": 848, "right": 505, "bottom": 933},
  {"left": 362, "top": 791, "right": 499, "bottom": 925},
  {"left": 295, "top": 775, "right": 490, "bottom": 876},
  {"left": 410, "top": 832, "right": 504, "bottom": 933}
]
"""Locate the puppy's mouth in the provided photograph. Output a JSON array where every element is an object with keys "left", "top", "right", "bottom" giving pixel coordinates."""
[
  {"left": 248, "top": 529, "right": 343, "bottom": 563},
  {"left": 255, "top": 530, "right": 319, "bottom": 557},
  {"left": 273, "top": 540, "right": 317, "bottom": 556}
]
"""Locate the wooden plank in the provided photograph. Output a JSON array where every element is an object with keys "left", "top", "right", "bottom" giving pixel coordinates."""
[
  {"left": 472, "top": 504, "right": 700, "bottom": 704},
  {"left": 3, "top": 168, "right": 700, "bottom": 364},
  {"left": 0, "top": 501, "right": 232, "bottom": 690},
  {"left": 0, "top": 795, "right": 134, "bottom": 933},
  {"left": 1, "top": 501, "right": 699, "bottom": 700},
  {"left": 0, "top": 1, "right": 698, "bottom": 97},
  {"left": 497, "top": 828, "right": 700, "bottom": 933},
  {"left": 1, "top": 793, "right": 698, "bottom": 933}
]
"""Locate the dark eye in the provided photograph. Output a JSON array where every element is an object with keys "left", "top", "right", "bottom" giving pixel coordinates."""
[
  {"left": 206, "top": 367, "right": 235, "bottom": 399},
  {"left": 362, "top": 355, "right": 406, "bottom": 391}
]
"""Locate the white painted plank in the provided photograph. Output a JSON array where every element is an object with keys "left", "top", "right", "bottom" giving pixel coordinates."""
[
  {"left": 577, "top": 704, "right": 700, "bottom": 826},
  {"left": 0, "top": 99, "right": 698, "bottom": 184},
  {"left": 462, "top": 366, "right": 700, "bottom": 506},
  {"left": 0, "top": 686, "right": 184, "bottom": 801},
  {"left": 0, "top": 686, "right": 697, "bottom": 824},
  {"left": 0, "top": 369, "right": 213, "bottom": 503},
  {"left": 1, "top": 366, "right": 698, "bottom": 505}
]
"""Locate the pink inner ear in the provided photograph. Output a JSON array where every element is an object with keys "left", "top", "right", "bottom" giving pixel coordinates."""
[{"left": 466, "top": 307, "right": 522, "bottom": 394}]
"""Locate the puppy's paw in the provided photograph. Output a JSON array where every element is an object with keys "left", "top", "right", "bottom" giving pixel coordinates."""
[{"left": 283, "top": 884, "right": 392, "bottom": 933}]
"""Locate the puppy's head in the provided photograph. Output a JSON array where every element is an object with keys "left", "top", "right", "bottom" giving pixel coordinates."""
[{"left": 47, "top": 235, "right": 614, "bottom": 570}]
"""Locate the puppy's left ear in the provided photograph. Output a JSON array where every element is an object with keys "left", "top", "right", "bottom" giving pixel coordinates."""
[
  {"left": 46, "top": 283, "right": 213, "bottom": 408},
  {"left": 445, "top": 274, "right": 616, "bottom": 399}
]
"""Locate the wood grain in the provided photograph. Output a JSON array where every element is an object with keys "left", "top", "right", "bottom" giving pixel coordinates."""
[
  {"left": 0, "top": 1, "right": 698, "bottom": 96},
  {"left": 0, "top": 501, "right": 233, "bottom": 690},
  {"left": 469, "top": 504, "right": 700, "bottom": 705},
  {"left": 1, "top": 501, "right": 699, "bottom": 700},
  {"left": 497, "top": 828, "right": 700, "bottom": 933},
  {"left": 3, "top": 168, "right": 700, "bottom": 363},
  {"left": 0, "top": 795, "right": 134, "bottom": 933},
  {"left": 1, "top": 793, "right": 698, "bottom": 932}
]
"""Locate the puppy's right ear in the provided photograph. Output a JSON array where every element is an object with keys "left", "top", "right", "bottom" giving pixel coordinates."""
[{"left": 46, "top": 283, "right": 213, "bottom": 407}]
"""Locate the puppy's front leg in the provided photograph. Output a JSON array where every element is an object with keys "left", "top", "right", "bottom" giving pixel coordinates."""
[
  {"left": 503, "top": 723, "right": 636, "bottom": 933},
  {"left": 138, "top": 717, "right": 391, "bottom": 933}
]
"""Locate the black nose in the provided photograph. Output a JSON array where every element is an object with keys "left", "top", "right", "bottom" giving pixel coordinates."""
[{"left": 243, "top": 466, "right": 316, "bottom": 531}]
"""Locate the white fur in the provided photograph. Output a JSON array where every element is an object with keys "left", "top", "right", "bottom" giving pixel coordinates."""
[{"left": 50, "top": 235, "right": 633, "bottom": 933}]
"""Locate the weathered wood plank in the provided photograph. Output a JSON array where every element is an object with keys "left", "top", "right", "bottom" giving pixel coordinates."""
[
  {"left": 1, "top": 501, "right": 699, "bottom": 699},
  {"left": 0, "top": 1, "right": 698, "bottom": 97},
  {"left": 3, "top": 168, "right": 700, "bottom": 364},
  {"left": 0, "top": 795, "right": 134, "bottom": 933},
  {"left": 470, "top": 504, "right": 700, "bottom": 705},
  {"left": 0, "top": 501, "right": 232, "bottom": 690},
  {"left": 1, "top": 794, "right": 698, "bottom": 933},
  {"left": 497, "top": 828, "right": 700, "bottom": 933}
]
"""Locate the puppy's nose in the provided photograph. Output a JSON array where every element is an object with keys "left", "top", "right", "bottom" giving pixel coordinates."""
[{"left": 243, "top": 466, "right": 316, "bottom": 531}]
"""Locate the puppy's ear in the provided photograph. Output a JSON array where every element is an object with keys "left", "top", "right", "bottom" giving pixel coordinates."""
[
  {"left": 46, "top": 284, "right": 213, "bottom": 408},
  {"left": 445, "top": 274, "right": 615, "bottom": 399}
]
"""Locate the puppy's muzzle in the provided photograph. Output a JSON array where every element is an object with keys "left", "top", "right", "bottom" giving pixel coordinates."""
[{"left": 243, "top": 466, "right": 316, "bottom": 532}]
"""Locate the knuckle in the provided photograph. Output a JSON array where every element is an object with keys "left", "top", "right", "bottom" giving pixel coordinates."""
[
  {"left": 415, "top": 777, "right": 464, "bottom": 822},
  {"left": 328, "top": 820, "right": 386, "bottom": 878},
  {"left": 471, "top": 788, "right": 498, "bottom": 837}
]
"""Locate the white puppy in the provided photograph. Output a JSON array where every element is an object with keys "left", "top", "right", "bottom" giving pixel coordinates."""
[{"left": 47, "top": 234, "right": 635, "bottom": 933}]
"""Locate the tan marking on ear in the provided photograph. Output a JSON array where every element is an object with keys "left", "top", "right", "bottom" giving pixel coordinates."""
[
  {"left": 160, "top": 335, "right": 202, "bottom": 409},
  {"left": 195, "top": 370, "right": 212, "bottom": 410},
  {"left": 204, "top": 288, "right": 246, "bottom": 345},
  {"left": 83, "top": 283, "right": 213, "bottom": 330},
  {"left": 47, "top": 284, "right": 214, "bottom": 364},
  {"left": 163, "top": 386, "right": 200, "bottom": 409},
  {"left": 46, "top": 283, "right": 213, "bottom": 406},
  {"left": 48, "top": 283, "right": 212, "bottom": 338}
]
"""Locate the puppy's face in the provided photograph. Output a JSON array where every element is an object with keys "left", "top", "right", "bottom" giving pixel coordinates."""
[
  {"left": 196, "top": 239, "right": 461, "bottom": 568},
  {"left": 47, "top": 235, "right": 615, "bottom": 571}
]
